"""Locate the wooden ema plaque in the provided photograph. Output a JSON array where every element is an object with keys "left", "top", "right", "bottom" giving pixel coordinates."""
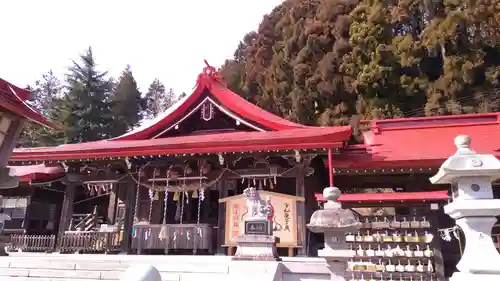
[{"left": 219, "top": 191, "right": 304, "bottom": 247}]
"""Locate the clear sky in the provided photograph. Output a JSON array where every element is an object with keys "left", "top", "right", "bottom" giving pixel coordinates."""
[{"left": 0, "top": 0, "right": 283, "bottom": 95}]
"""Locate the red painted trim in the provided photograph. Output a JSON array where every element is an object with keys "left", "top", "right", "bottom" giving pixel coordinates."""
[
  {"left": 8, "top": 164, "right": 64, "bottom": 177},
  {"left": 315, "top": 190, "right": 449, "bottom": 203},
  {"left": 372, "top": 112, "right": 500, "bottom": 126},
  {"left": 327, "top": 148, "right": 333, "bottom": 187},
  {"left": 13, "top": 141, "right": 346, "bottom": 161},
  {"left": 19, "top": 172, "right": 65, "bottom": 183},
  {"left": 0, "top": 78, "right": 59, "bottom": 130},
  {"left": 12, "top": 127, "right": 352, "bottom": 161},
  {"left": 322, "top": 158, "right": 444, "bottom": 169}
]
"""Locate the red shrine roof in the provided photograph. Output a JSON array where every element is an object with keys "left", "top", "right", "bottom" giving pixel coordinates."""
[
  {"left": 314, "top": 190, "right": 450, "bottom": 203},
  {"left": 0, "top": 78, "right": 58, "bottom": 130},
  {"left": 113, "top": 61, "right": 306, "bottom": 141},
  {"left": 11, "top": 62, "right": 352, "bottom": 163},
  {"left": 8, "top": 164, "right": 65, "bottom": 183},
  {"left": 328, "top": 113, "right": 500, "bottom": 169},
  {"left": 12, "top": 123, "right": 351, "bottom": 162}
]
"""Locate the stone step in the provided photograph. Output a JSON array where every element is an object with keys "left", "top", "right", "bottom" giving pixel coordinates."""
[
  {"left": 0, "top": 254, "right": 329, "bottom": 281},
  {"left": 2, "top": 278, "right": 109, "bottom": 281},
  {"left": 0, "top": 256, "right": 231, "bottom": 281},
  {"left": 0, "top": 267, "right": 224, "bottom": 281}
]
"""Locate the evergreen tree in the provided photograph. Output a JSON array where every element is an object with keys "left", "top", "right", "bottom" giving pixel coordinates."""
[
  {"left": 178, "top": 92, "right": 187, "bottom": 100},
  {"left": 109, "top": 65, "right": 144, "bottom": 137},
  {"left": 60, "top": 47, "right": 114, "bottom": 143},
  {"left": 19, "top": 71, "right": 64, "bottom": 147},
  {"left": 144, "top": 79, "right": 174, "bottom": 119},
  {"left": 220, "top": 0, "right": 500, "bottom": 130}
]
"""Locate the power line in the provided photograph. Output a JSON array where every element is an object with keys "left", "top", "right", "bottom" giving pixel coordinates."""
[{"left": 401, "top": 89, "right": 500, "bottom": 117}]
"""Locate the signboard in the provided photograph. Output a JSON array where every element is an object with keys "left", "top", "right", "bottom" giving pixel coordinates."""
[
  {"left": 245, "top": 220, "right": 270, "bottom": 235},
  {"left": 219, "top": 191, "right": 304, "bottom": 247}
]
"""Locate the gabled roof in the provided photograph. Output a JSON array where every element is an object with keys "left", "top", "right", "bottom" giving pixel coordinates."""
[
  {"left": 330, "top": 113, "right": 500, "bottom": 168},
  {"left": 112, "top": 62, "right": 305, "bottom": 141},
  {"left": 10, "top": 62, "right": 353, "bottom": 163},
  {"left": 0, "top": 78, "right": 58, "bottom": 130}
]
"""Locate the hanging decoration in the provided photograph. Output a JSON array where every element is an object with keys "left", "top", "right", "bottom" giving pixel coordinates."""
[
  {"left": 144, "top": 168, "right": 157, "bottom": 241},
  {"left": 129, "top": 165, "right": 298, "bottom": 193},
  {"left": 146, "top": 187, "right": 154, "bottom": 240},
  {"left": 158, "top": 166, "right": 172, "bottom": 241},
  {"left": 438, "top": 226, "right": 460, "bottom": 242},
  {"left": 240, "top": 176, "right": 278, "bottom": 191},
  {"left": 193, "top": 162, "right": 206, "bottom": 254},
  {"left": 85, "top": 183, "right": 113, "bottom": 197},
  {"left": 132, "top": 168, "right": 142, "bottom": 238},
  {"left": 438, "top": 225, "right": 462, "bottom": 255}
]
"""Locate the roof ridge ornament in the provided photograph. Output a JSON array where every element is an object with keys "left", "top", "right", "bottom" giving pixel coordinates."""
[{"left": 194, "top": 60, "right": 225, "bottom": 90}]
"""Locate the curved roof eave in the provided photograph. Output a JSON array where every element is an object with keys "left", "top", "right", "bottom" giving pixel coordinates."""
[{"left": 110, "top": 63, "right": 306, "bottom": 141}]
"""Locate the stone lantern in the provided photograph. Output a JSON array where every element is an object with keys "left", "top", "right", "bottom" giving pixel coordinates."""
[
  {"left": 307, "top": 186, "right": 361, "bottom": 281},
  {"left": 430, "top": 135, "right": 500, "bottom": 281}
]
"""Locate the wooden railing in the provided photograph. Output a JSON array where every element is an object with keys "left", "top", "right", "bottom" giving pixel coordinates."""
[
  {"left": 7, "top": 234, "right": 56, "bottom": 252},
  {"left": 60, "top": 231, "right": 121, "bottom": 253},
  {"left": 73, "top": 213, "right": 96, "bottom": 231}
]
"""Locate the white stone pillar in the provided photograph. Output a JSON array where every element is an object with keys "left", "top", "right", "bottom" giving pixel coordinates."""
[{"left": 430, "top": 135, "right": 500, "bottom": 281}]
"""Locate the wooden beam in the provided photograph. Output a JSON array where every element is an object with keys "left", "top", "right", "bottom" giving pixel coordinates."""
[
  {"left": 224, "top": 167, "right": 300, "bottom": 179},
  {"left": 296, "top": 165, "right": 307, "bottom": 256},
  {"left": 55, "top": 179, "right": 77, "bottom": 251},
  {"left": 216, "top": 179, "right": 228, "bottom": 255},
  {"left": 121, "top": 182, "right": 136, "bottom": 254},
  {"left": 0, "top": 116, "right": 24, "bottom": 167}
]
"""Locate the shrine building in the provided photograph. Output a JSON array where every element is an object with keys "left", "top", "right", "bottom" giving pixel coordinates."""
[{"left": 3, "top": 63, "right": 500, "bottom": 281}]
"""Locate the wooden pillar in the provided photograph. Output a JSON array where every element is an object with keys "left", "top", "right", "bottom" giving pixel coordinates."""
[
  {"left": 0, "top": 116, "right": 24, "bottom": 167},
  {"left": 121, "top": 182, "right": 136, "bottom": 254},
  {"left": 107, "top": 185, "right": 118, "bottom": 225},
  {"left": 0, "top": 116, "right": 25, "bottom": 189},
  {"left": 56, "top": 179, "right": 77, "bottom": 251},
  {"left": 216, "top": 179, "right": 228, "bottom": 255},
  {"left": 296, "top": 164, "right": 307, "bottom": 256},
  {"left": 429, "top": 203, "right": 446, "bottom": 281}
]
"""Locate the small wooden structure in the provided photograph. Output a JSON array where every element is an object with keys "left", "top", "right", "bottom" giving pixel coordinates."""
[{"left": 219, "top": 191, "right": 304, "bottom": 256}]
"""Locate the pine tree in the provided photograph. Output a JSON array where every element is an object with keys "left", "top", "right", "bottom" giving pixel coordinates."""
[
  {"left": 109, "top": 65, "right": 144, "bottom": 137},
  {"left": 19, "top": 71, "right": 63, "bottom": 147},
  {"left": 144, "top": 79, "right": 174, "bottom": 119},
  {"left": 60, "top": 47, "right": 114, "bottom": 143}
]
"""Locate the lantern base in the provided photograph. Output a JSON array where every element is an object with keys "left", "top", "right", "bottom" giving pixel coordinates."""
[{"left": 232, "top": 234, "right": 280, "bottom": 261}]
